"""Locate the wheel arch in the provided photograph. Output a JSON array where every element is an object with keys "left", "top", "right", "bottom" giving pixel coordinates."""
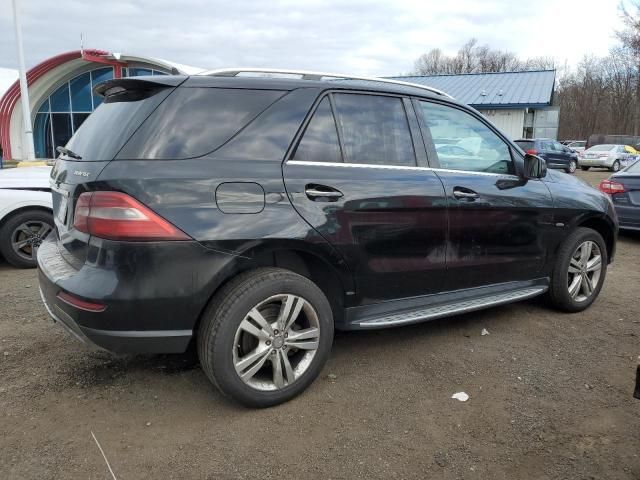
[
  {"left": 192, "top": 242, "right": 353, "bottom": 337},
  {"left": 576, "top": 215, "right": 616, "bottom": 263},
  {"left": 0, "top": 204, "right": 53, "bottom": 228}
]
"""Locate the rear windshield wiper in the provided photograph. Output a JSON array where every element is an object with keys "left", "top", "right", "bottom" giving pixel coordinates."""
[{"left": 56, "top": 146, "right": 82, "bottom": 160}]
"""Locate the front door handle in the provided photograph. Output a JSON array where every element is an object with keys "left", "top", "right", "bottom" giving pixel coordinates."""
[
  {"left": 453, "top": 187, "right": 478, "bottom": 200},
  {"left": 305, "top": 184, "right": 343, "bottom": 201}
]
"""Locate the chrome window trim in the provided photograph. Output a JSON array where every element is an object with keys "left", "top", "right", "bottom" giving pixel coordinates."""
[{"left": 286, "top": 160, "right": 520, "bottom": 178}]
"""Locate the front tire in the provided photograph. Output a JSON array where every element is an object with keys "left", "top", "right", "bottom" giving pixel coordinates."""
[
  {"left": 0, "top": 209, "right": 53, "bottom": 268},
  {"left": 548, "top": 228, "right": 607, "bottom": 312},
  {"left": 197, "top": 268, "right": 334, "bottom": 407}
]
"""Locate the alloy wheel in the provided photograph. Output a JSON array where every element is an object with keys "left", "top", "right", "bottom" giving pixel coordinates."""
[
  {"left": 10, "top": 220, "right": 52, "bottom": 262},
  {"left": 567, "top": 241, "right": 602, "bottom": 302},
  {"left": 232, "top": 294, "right": 320, "bottom": 391},
  {"left": 569, "top": 160, "right": 577, "bottom": 173}
]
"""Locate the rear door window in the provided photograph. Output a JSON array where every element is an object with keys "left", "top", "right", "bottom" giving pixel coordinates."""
[
  {"left": 293, "top": 97, "right": 342, "bottom": 162},
  {"left": 332, "top": 93, "right": 416, "bottom": 166},
  {"left": 117, "top": 88, "right": 285, "bottom": 159}
]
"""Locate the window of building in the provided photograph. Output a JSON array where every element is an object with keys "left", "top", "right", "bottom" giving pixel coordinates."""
[
  {"left": 293, "top": 97, "right": 342, "bottom": 162},
  {"left": 33, "top": 67, "right": 113, "bottom": 158},
  {"left": 32, "top": 66, "right": 170, "bottom": 158},
  {"left": 332, "top": 93, "right": 416, "bottom": 166}
]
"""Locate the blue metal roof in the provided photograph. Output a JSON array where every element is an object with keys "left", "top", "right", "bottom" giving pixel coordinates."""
[{"left": 388, "top": 70, "right": 556, "bottom": 108}]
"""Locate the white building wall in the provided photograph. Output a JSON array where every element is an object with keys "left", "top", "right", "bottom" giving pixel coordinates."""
[{"left": 478, "top": 109, "right": 525, "bottom": 140}]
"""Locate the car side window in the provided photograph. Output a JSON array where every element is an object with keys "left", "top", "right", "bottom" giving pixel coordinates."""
[
  {"left": 332, "top": 93, "right": 416, "bottom": 166},
  {"left": 293, "top": 97, "right": 342, "bottom": 163},
  {"left": 419, "top": 101, "right": 513, "bottom": 174}
]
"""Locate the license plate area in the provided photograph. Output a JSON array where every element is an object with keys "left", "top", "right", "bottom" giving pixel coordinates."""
[{"left": 51, "top": 184, "right": 70, "bottom": 224}]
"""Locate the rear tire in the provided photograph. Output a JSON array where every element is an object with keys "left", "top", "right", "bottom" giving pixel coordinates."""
[
  {"left": 0, "top": 209, "right": 53, "bottom": 268},
  {"left": 548, "top": 228, "right": 607, "bottom": 313},
  {"left": 610, "top": 160, "right": 620, "bottom": 172},
  {"left": 197, "top": 268, "right": 334, "bottom": 408},
  {"left": 565, "top": 160, "right": 577, "bottom": 173}
]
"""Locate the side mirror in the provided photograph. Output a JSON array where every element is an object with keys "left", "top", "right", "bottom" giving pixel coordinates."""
[{"left": 523, "top": 153, "right": 547, "bottom": 179}]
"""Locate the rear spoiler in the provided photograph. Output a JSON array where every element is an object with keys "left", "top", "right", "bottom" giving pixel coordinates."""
[{"left": 93, "top": 76, "right": 188, "bottom": 100}]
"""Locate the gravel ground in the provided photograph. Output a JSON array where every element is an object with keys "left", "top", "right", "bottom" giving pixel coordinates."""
[{"left": 1, "top": 169, "right": 639, "bottom": 479}]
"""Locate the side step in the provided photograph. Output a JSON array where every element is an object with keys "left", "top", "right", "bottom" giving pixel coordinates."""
[{"left": 357, "top": 286, "right": 546, "bottom": 328}]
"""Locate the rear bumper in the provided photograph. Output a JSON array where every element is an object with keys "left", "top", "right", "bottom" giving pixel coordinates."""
[
  {"left": 613, "top": 204, "right": 640, "bottom": 231},
  {"left": 39, "top": 268, "right": 193, "bottom": 354},
  {"left": 37, "top": 235, "right": 238, "bottom": 354}
]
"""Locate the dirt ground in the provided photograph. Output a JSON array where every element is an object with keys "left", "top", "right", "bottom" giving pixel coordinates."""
[{"left": 1, "top": 168, "right": 639, "bottom": 480}]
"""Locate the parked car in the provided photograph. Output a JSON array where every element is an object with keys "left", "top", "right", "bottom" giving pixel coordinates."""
[
  {"left": 513, "top": 138, "right": 579, "bottom": 173},
  {"left": 38, "top": 70, "right": 618, "bottom": 407},
  {"left": 579, "top": 144, "right": 632, "bottom": 172},
  {"left": 567, "top": 140, "right": 586, "bottom": 155},
  {"left": 0, "top": 166, "right": 53, "bottom": 268},
  {"left": 599, "top": 159, "right": 640, "bottom": 231},
  {"left": 586, "top": 133, "right": 640, "bottom": 151}
]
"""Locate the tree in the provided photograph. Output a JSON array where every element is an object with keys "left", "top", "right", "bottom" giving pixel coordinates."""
[
  {"left": 618, "top": 1, "right": 640, "bottom": 134},
  {"left": 411, "top": 38, "right": 554, "bottom": 75}
]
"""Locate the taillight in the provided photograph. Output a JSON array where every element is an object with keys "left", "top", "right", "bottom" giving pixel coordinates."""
[
  {"left": 598, "top": 179, "right": 626, "bottom": 195},
  {"left": 57, "top": 291, "right": 106, "bottom": 312},
  {"left": 526, "top": 149, "right": 538, "bottom": 155},
  {"left": 73, "top": 191, "right": 190, "bottom": 241}
]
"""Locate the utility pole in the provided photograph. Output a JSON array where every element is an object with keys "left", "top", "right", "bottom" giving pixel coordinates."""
[{"left": 12, "top": 0, "right": 35, "bottom": 160}]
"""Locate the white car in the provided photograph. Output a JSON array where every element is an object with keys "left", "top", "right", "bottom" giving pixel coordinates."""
[
  {"left": 579, "top": 144, "right": 632, "bottom": 172},
  {"left": 567, "top": 140, "right": 586, "bottom": 155},
  {"left": 0, "top": 166, "right": 53, "bottom": 268}
]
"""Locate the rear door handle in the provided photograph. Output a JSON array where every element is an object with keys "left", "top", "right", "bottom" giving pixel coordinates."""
[
  {"left": 305, "top": 184, "right": 343, "bottom": 201},
  {"left": 453, "top": 187, "right": 478, "bottom": 200}
]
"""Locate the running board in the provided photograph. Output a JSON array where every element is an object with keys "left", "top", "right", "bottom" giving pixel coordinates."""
[{"left": 357, "top": 286, "right": 547, "bottom": 328}]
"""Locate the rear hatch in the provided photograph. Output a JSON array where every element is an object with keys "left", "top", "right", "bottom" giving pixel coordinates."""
[{"left": 50, "top": 76, "right": 184, "bottom": 265}]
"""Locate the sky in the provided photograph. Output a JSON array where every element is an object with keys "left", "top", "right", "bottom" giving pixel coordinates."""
[{"left": 0, "top": 0, "right": 625, "bottom": 76}]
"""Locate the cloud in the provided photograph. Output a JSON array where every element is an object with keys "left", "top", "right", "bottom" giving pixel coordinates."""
[{"left": 0, "top": 0, "right": 622, "bottom": 76}]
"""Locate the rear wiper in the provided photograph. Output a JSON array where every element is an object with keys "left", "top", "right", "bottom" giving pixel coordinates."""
[{"left": 56, "top": 146, "right": 82, "bottom": 160}]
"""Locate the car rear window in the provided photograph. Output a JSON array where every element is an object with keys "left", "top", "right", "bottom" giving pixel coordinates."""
[
  {"left": 514, "top": 140, "right": 534, "bottom": 151},
  {"left": 64, "top": 87, "right": 173, "bottom": 161},
  {"left": 627, "top": 159, "right": 640, "bottom": 172},
  {"left": 589, "top": 144, "right": 614, "bottom": 151},
  {"left": 117, "top": 88, "right": 285, "bottom": 159}
]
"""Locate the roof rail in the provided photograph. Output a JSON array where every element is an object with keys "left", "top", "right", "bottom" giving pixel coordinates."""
[{"left": 200, "top": 67, "right": 454, "bottom": 99}]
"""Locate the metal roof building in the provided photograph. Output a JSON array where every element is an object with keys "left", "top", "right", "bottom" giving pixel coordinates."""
[{"left": 388, "top": 70, "right": 558, "bottom": 140}]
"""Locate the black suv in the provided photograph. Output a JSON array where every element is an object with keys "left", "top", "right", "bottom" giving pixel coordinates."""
[
  {"left": 514, "top": 138, "right": 579, "bottom": 173},
  {"left": 38, "top": 71, "right": 618, "bottom": 407}
]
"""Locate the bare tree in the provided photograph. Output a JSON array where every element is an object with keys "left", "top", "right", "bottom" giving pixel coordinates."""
[
  {"left": 618, "top": 1, "right": 640, "bottom": 134},
  {"left": 411, "top": 38, "right": 555, "bottom": 75}
]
